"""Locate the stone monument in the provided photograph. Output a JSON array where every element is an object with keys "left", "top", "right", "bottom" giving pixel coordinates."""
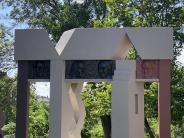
[{"left": 14, "top": 28, "right": 173, "bottom": 138}]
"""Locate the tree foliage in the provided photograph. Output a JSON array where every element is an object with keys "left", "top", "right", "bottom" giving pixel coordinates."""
[
  {"left": 0, "top": 25, "right": 14, "bottom": 72},
  {"left": 1, "top": 82, "right": 49, "bottom": 138},
  {"left": 28, "top": 91, "right": 49, "bottom": 138},
  {"left": 81, "top": 82, "right": 111, "bottom": 137},
  {"left": 3, "top": 0, "right": 91, "bottom": 41},
  {"left": 0, "top": 75, "right": 16, "bottom": 124}
]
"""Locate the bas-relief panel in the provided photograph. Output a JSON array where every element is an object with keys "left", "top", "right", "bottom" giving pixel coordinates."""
[
  {"left": 65, "top": 60, "right": 116, "bottom": 79},
  {"left": 136, "top": 60, "right": 159, "bottom": 79}
]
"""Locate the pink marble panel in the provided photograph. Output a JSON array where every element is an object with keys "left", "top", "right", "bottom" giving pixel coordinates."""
[
  {"left": 136, "top": 60, "right": 159, "bottom": 79},
  {"left": 158, "top": 60, "right": 171, "bottom": 138}
]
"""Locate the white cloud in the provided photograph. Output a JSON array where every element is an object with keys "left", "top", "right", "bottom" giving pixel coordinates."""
[
  {"left": 75, "top": 0, "right": 84, "bottom": 3},
  {"left": 35, "top": 82, "right": 50, "bottom": 97}
]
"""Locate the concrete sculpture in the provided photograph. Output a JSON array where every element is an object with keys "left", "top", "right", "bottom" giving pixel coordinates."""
[
  {"left": 14, "top": 28, "right": 173, "bottom": 138},
  {"left": 68, "top": 83, "right": 86, "bottom": 138}
]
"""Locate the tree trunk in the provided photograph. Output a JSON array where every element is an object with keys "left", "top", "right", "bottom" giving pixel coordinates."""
[
  {"left": 100, "top": 115, "right": 111, "bottom": 138},
  {"left": 145, "top": 117, "right": 155, "bottom": 138},
  {"left": 0, "top": 108, "right": 5, "bottom": 138}
]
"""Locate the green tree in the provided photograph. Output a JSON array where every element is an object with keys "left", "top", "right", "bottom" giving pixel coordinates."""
[
  {"left": 3, "top": 0, "right": 91, "bottom": 41},
  {"left": 2, "top": 86, "right": 49, "bottom": 138},
  {"left": 0, "top": 24, "right": 14, "bottom": 72},
  {"left": 28, "top": 91, "right": 49, "bottom": 138},
  {"left": 0, "top": 76, "right": 16, "bottom": 124},
  {"left": 2, "top": 0, "right": 184, "bottom": 137},
  {"left": 0, "top": 23, "right": 16, "bottom": 137},
  {"left": 0, "top": 16, "right": 49, "bottom": 138},
  {"left": 81, "top": 82, "right": 111, "bottom": 138}
]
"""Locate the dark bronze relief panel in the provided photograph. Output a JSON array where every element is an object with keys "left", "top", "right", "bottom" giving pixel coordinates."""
[
  {"left": 65, "top": 60, "right": 116, "bottom": 79},
  {"left": 28, "top": 60, "right": 50, "bottom": 79}
]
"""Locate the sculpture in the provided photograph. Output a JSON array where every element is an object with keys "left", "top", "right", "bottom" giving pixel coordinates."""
[
  {"left": 68, "top": 83, "right": 86, "bottom": 138},
  {"left": 14, "top": 28, "right": 172, "bottom": 138}
]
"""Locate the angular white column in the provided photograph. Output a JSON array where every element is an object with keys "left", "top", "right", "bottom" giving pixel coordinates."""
[
  {"left": 112, "top": 62, "right": 130, "bottom": 138},
  {"left": 129, "top": 76, "right": 144, "bottom": 138},
  {"left": 49, "top": 60, "right": 66, "bottom": 138},
  {"left": 112, "top": 61, "right": 144, "bottom": 138}
]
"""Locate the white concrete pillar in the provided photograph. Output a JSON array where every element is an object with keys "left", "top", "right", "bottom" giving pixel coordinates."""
[
  {"left": 49, "top": 60, "right": 66, "bottom": 138},
  {"left": 112, "top": 61, "right": 144, "bottom": 138},
  {"left": 129, "top": 78, "right": 144, "bottom": 138}
]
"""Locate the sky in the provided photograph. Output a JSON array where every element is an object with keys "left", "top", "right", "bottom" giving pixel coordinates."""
[
  {"left": 177, "top": 50, "right": 184, "bottom": 64},
  {"left": 1, "top": 3, "right": 184, "bottom": 97},
  {"left": 34, "top": 82, "right": 50, "bottom": 97}
]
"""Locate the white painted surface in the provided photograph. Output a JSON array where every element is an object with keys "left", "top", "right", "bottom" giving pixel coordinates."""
[
  {"left": 112, "top": 61, "right": 144, "bottom": 138},
  {"left": 56, "top": 28, "right": 173, "bottom": 60},
  {"left": 112, "top": 79, "right": 130, "bottom": 138},
  {"left": 129, "top": 80, "right": 144, "bottom": 138},
  {"left": 57, "top": 28, "right": 127, "bottom": 60},
  {"left": 15, "top": 28, "right": 173, "bottom": 60},
  {"left": 49, "top": 60, "right": 65, "bottom": 138},
  {"left": 55, "top": 29, "right": 75, "bottom": 55},
  {"left": 126, "top": 27, "right": 173, "bottom": 59}
]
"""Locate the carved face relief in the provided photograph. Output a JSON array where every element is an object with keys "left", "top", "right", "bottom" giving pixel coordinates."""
[
  {"left": 28, "top": 60, "right": 50, "bottom": 79},
  {"left": 65, "top": 60, "right": 116, "bottom": 79}
]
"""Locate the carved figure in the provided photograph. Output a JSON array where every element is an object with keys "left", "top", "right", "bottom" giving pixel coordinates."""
[
  {"left": 98, "top": 61, "right": 115, "bottom": 79},
  {"left": 29, "top": 61, "right": 50, "bottom": 79},
  {"left": 72, "top": 61, "right": 85, "bottom": 78},
  {"left": 68, "top": 83, "right": 86, "bottom": 138},
  {"left": 66, "top": 60, "right": 115, "bottom": 79}
]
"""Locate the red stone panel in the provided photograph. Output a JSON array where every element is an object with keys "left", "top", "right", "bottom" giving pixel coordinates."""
[
  {"left": 136, "top": 60, "right": 159, "bottom": 79},
  {"left": 158, "top": 60, "right": 171, "bottom": 138}
]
